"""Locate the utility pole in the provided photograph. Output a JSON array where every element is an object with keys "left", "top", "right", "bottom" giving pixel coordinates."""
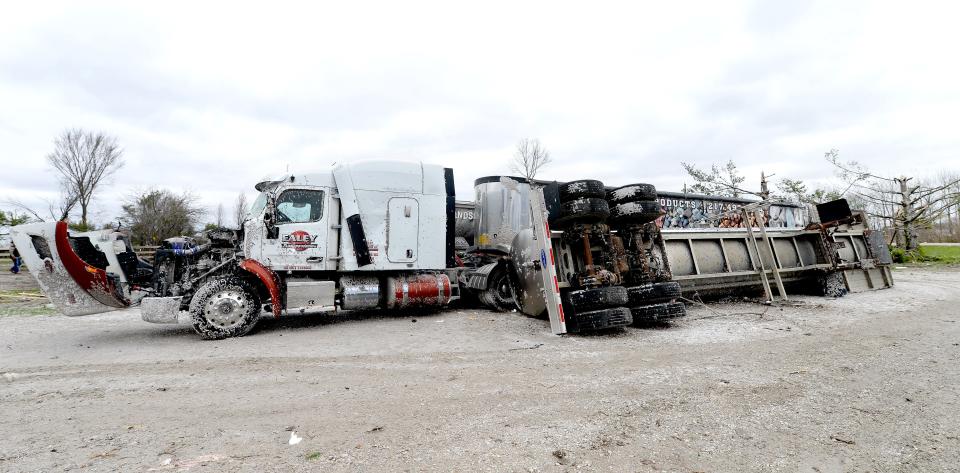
[{"left": 759, "top": 171, "right": 771, "bottom": 201}]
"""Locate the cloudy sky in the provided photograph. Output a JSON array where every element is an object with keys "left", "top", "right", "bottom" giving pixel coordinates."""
[{"left": 2, "top": 0, "right": 958, "bottom": 224}]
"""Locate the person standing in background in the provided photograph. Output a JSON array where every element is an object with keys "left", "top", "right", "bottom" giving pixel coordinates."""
[{"left": 9, "top": 243, "right": 21, "bottom": 274}]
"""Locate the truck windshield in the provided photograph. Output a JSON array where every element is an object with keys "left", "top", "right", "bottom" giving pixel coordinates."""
[{"left": 248, "top": 192, "right": 268, "bottom": 221}]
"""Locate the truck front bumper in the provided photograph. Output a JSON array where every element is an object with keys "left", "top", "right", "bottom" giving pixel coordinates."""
[{"left": 141, "top": 296, "right": 184, "bottom": 324}]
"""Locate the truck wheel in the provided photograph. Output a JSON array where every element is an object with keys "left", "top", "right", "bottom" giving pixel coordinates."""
[
  {"left": 568, "top": 286, "right": 628, "bottom": 312},
  {"left": 626, "top": 281, "right": 681, "bottom": 306},
  {"left": 554, "top": 197, "right": 610, "bottom": 227},
  {"left": 608, "top": 200, "right": 661, "bottom": 225},
  {"left": 819, "top": 272, "right": 847, "bottom": 297},
  {"left": 559, "top": 180, "right": 606, "bottom": 202},
  {"left": 607, "top": 183, "right": 657, "bottom": 204},
  {"left": 478, "top": 265, "right": 516, "bottom": 311},
  {"left": 190, "top": 277, "right": 262, "bottom": 340},
  {"left": 630, "top": 301, "right": 686, "bottom": 325},
  {"left": 568, "top": 307, "right": 633, "bottom": 332}
]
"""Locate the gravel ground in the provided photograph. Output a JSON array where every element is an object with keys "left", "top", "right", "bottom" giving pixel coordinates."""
[{"left": 1, "top": 268, "right": 959, "bottom": 472}]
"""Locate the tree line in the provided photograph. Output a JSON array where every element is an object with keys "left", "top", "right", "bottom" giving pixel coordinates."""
[
  {"left": 681, "top": 150, "right": 960, "bottom": 250},
  {"left": 5, "top": 131, "right": 959, "bottom": 251}
]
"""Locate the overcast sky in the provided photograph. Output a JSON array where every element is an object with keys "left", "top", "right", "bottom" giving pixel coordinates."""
[{"left": 2, "top": 0, "right": 958, "bottom": 225}]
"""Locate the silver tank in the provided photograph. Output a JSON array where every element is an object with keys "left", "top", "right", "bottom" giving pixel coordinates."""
[
  {"left": 509, "top": 228, "right": 546, "bottom": 317},
  {"left": 473, "top": 176, "right": 532, "bottom": 254}
]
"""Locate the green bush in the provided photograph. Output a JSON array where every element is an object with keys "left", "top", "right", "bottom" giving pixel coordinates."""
[
  {"left": 889, "top": 246, "right": 937, "bottom": 263},
  {"left": 890, "top": 247, "right": 907, "bottom": 263}
]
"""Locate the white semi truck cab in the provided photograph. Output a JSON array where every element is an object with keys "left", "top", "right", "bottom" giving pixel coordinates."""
[{"left": 11, "top": 161, "right": 462, "bottom": 339}]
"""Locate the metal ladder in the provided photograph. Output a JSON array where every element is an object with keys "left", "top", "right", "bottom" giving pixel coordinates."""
[
  {"left": 741, "top": 205, "right": 789, "bottom": 303},
  {"left": 528, "top": 186, "right": 567, "bottom": 335}
]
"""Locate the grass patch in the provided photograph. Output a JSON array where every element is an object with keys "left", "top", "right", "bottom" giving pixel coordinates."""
[
  {"left": 0, "top": 289, "right": 44, "bottom": 298},
  {"left": 305, "top": 451, "right": 323, "bottom": 461},
  {"left": 0, "top": 290, "right": 53, "bottom": 317},
  {"left": 0, "top": 305, "right": 57, "bottom": 317},
  {"left": 919, "top": 244, "right": 960, "bottom": 264}
]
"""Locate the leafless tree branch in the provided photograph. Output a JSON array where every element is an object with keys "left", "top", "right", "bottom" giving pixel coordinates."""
[{"left": 509, "top": 138, "right": 552, "bottom": 181}]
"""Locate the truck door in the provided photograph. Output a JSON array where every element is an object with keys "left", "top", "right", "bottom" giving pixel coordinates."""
[
  {"left": 261, "top": 187, "right": 329, "bottom": 271},
  {"left": 387, "top": 197, "right": 419, "bottom": 263}
]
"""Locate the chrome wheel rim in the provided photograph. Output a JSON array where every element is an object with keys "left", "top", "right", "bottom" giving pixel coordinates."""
[{"left": 203, "top": 289, "right": 248, "bottom": 329}]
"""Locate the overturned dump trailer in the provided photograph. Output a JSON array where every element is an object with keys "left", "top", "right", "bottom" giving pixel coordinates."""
[{"left": 11, "top": 161, "right": 891, "bottom": 340}]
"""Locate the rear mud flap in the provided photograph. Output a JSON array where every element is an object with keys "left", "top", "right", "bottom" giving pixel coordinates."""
[{"left": 10, "top": 222, "right": 131, "bottom": 316}]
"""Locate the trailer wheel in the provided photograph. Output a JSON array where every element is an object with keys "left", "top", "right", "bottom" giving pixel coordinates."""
[
  {"left": 568, "top": 307, "right": 633, "bottom": 332},
  {"left": 608, "top": 200, "right": 661, "bottom": 225},
  {"left": 630, "top": 301, "right": 686, "bottom": 326},
  {"left": 568, "top": 286, "right": 628, "bottom": 312},
  {"left": 555, "top": 197, "right": 610, "bottom": 227},
  {"left": 607, "top": 183, "right": 657, "bottom": 204},
  {"left": 819, "top": 271, "right": 847, "bottom": 298},
  {"left": 559, "top": 180, "right": 606, "bottom": 202},
  {"left": 190, "top": 277, "right": 262, "bottom": 340},
  {"left": 477, "top": 265, "right": 516, "bottom": 311},
  {"left": 626, "top": 281, "right": 681, "bottom": 306}
]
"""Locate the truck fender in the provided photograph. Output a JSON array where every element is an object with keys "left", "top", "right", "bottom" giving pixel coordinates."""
[{"left": 239, "top": 259, "right": 282, "bottom": 317}]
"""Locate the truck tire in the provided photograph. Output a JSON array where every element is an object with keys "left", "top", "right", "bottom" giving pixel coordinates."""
[
  {"left": 568, "top": 286, "right": 628, "bottom": 312},
  {"left": 569, "top": 307, "right": 633, "bottom": 332},
  {"left": 819, "top": 271, "right": 847, "bottom": 298},
  {"left": 630, "top": 301, "right": 686, "bottom": 325},
  {"left": 555, "top": 197, "right": 610, "bottom": 226},
  {"left": 190, "top": 277, "right": 262, "bottom": 340},
  {"left": 607, "top": 183, "right": 657, "bottom": 204},
  {"left": 477, "top": 265, "right": 516, "bottom": 311},
  {"left": 626, "top": 281, "right": 681, "bottom": 306},
  {"left": 608, "top": 200, "right": 661, "bottom": 225},
  {"left": 559, "top": 180, "right": 606, "bottom": 202}
]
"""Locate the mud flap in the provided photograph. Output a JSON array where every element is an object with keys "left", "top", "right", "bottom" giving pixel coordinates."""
[{"left": 9, "top": 222, "right": 131, "bottom": 316}]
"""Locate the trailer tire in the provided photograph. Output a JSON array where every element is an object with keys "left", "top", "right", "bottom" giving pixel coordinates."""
[
  {"left": 568, "top": 286, "right": 629, "bottom": 312},
  {"left": 607, "top": 183, "right": 657, "bottom": 204},
  {"left": 608, "top": 200, "right": 661, "bottom": 225},
  {"left": 819, "top": 271, "right": 847, "bottom": 298},
  {"left": 626, "top": 281, "right": 681, "bottom": 306},
  {"left": 190, "top": 277, "right": 262, "bottom": 340},
  {"left": 569, "top": 307, "right": 633, "bottom": 332},
  {"left": 630, "top": 301, "right": 686, "bottom": 325},
  {"left": 555, "top": 197, "right": 610, "bottom": 226},
  {"left": 559, "top": 180, "right": 606, "bottom": 202},
  {"left": 477, "top": 265, "right": 516, "bottom": 311}
]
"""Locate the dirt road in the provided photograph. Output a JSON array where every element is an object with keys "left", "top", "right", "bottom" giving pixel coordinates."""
[{"left": 2, "top": 268, "right": 959, "bottom": 472}]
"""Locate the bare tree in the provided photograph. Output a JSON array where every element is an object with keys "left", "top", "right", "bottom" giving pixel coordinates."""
[
  {"left": 3, "top": 186, "right": 79, "bottom": 223},
  {"left": 121, "top": 189, "right": 205, "bottom": 245},
  {"left": 47, "top": 129, "right": 125, "bottom": 229},
  {"left": 681, "top": 160, "right": 759, "bottom": 198},
  {"left": 234, "top": 192, "right": 249, "bottom": 229},
  {"left": 775, "top": 179, "right": 845, "bottom": 205},
  {"left": 509, "top": 138, "right": 552, "bottom": 181},
  {"left": 215, "top": 203, "right": 225, "bottom": 227},
  {"left": 827, "top": 149, "right": 960, "bottom": 250}
]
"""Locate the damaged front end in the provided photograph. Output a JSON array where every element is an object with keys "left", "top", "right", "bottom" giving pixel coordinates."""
[
  {"left": 11, "top": 222, "right": 244, "bottom": 320},
  {"left": 10, "top": 222, "right": 153, "bottom": 316}
]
